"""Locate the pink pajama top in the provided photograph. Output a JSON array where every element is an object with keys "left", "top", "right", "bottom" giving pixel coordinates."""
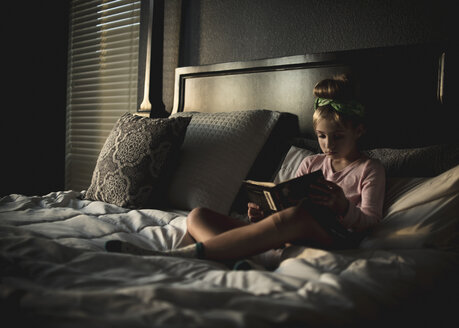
[{"left": 296, "top": 154, "right": 386, "bottom": 232}]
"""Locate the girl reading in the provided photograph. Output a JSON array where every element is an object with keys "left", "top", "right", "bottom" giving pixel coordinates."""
[{"left": 106, "top": 75, "right": 386, "bottom": 269}]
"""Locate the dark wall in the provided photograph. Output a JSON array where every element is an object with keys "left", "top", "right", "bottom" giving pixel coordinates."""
[
  {"left": 180, "top": 0, "right": 454, "bottom": 66},
  {"left": 160, "top": 0, "right": 457, "bottom": 112},
  {"left": 1, "top": 1, "right": 69, "bottom": 196}
]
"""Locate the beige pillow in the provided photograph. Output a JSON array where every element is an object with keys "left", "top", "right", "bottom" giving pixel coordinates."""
[
  {"left": 168, "top": 110, "right": 280, "bottom": 214},
  {"left": 360, "top": 164, "right": 459, "bottom": 250}
]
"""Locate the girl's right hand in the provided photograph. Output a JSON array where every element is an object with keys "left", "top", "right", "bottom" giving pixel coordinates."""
[{"left": 247, "top": 202, "right": 264, "bottom": 222}]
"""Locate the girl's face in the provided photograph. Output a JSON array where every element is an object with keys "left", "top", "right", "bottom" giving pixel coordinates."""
[{"left": 315, "top": 118, "right": 363, "bottom": 161}]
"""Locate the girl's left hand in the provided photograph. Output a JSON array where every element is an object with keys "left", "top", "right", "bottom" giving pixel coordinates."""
[{"left": 309, "top": 179, "right": 349, "bottom": 216}]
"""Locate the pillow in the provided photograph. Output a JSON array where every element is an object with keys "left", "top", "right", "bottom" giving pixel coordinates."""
[
  {"left": 273, "top": 146, "right": 315, "bottom": 183},
  {"left": 85, "top": 113, "right": 191, "bottom": 209},
  {"left": 382, "top": 177, "right": 428, "bottom": 214},
  {"left": 290, "top": 137, "right": 320, "bottom": 153},
  {"left": 167, "top": 110, "right": 281, "bottom": 214},
  {"left": 360, "top": 164, "right": 459, "bottom": 250},
  {"left": 245, "top": 112, "right": 299, "bottom": 182},
  {"left": 289, "top": 140, "right": 459, "bottom": 177},
  {"left": 363, "top": 144, "right": 459, "bottom": 177}
]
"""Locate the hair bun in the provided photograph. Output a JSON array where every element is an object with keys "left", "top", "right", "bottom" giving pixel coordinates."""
[{"left": 313, "top": 73, "right": 357, "bottom": 100}]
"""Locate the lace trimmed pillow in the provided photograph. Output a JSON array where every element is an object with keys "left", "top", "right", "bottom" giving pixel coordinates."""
[{"left": 85, "top": 113, "right": 191, "bottom": 209}]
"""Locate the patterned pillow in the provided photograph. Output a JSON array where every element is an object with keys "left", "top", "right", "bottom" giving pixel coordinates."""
[
  {"left": 363, "top": 144, "right": 459, "bottom": 177},
  {"left": 85, "top": 113, "right": 191, "bottom": 209},
  {"left": 168, "top": 110, "right": 281, "bottom": 214}
]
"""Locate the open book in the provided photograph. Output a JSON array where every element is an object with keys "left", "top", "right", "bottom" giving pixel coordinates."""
[{"left": 243, "top": 170, "right": 325, "bottom": 214}]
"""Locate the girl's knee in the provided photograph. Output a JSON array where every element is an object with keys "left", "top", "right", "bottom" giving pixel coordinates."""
[
  {"left": 188, "top": 207, "right": 205, "bottom": 220},
  {"left": 187, "top": 207, "right": 210, "bottom": 228}
]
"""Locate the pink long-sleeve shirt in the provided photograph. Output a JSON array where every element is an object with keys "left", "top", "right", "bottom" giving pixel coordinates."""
[{"left": 296, "top": 154, "right": 386, "bottom": 232}]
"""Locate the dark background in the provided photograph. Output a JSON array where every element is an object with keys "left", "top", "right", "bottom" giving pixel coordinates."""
[
  {"left": 2, "top": 1, "right": 69, "bottom": 196},
  {"left": 1, "top": 0, "right": 457, "bottom": 196}
]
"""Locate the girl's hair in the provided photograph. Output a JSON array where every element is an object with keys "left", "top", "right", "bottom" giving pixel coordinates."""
[{"left": 312, "top": 74, "right": 363, "bottom": 129}]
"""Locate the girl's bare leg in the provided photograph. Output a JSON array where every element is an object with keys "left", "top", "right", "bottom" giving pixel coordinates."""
[
  {"left": 187, "top": 206, "right": 334, "bottom": 261},
  {"left": 187, "top": 207, "right": 249, "bottom": 242}
]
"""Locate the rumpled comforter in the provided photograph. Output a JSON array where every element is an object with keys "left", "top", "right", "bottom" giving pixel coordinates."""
[{"left": 1, "top": 191, "right": 458, "bottom": 328}]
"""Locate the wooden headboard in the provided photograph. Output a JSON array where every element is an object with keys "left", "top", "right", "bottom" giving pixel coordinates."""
[{"left": 172, "top": 43, "right": 457, "bottom": 149}]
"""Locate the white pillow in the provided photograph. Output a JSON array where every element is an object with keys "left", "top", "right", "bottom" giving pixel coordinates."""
[
  {"left": 382, "top": 177, "right": 428, "bottom": 214},
  {"left": 360, "top": 164, "right": 459, "bottom": 250},
  {"left": 167, "top": 110, "right": 281, "bottom": 214},
  {"left": 273, "top": 146, "right": 315, "bottom": 183}
]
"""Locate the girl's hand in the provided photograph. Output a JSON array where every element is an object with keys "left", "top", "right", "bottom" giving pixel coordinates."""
[
  {"left": 247, "top": 202, "right": 265, "bottom": 222},
  {"left": 309, "top": 179, "right": 349, "bottom": 216}
]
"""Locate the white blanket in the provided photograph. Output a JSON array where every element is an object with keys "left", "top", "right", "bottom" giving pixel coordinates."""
[{"left": 1, "top": 191, "right": 458, "bottom": 327}]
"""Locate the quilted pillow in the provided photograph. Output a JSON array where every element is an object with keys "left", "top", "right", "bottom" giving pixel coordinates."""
[
  {"left": 167, "top": 110, "right": 281, "bottom": 214},
  {"left": 363, "top": 144, "right": 459, "bottom": 177},
  {"left": 85, "top": 113, "right": 191, "bottom": 209},
  {"left": 360, "top": 164, "right": 459, "bottom": 250}
]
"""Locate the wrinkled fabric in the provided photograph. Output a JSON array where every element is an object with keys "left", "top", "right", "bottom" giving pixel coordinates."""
[{"left": 1, "top": 191, "right": 458, "bottom": 328}]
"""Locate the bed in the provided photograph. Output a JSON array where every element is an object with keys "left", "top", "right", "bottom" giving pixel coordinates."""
[{"left": 1, "top": 43, "right": 458, "bottom": 328}]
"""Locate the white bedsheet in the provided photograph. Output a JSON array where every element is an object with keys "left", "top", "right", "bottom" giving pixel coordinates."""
[{"left": 1, "top": 191, "right": 458, "bottom": 327}]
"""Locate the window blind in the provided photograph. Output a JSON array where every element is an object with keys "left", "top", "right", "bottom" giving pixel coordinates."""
[{"left": 66, "top": 0, "right": 141, "bottom": 191}]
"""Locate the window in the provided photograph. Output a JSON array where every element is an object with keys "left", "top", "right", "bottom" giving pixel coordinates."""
[{"left": 66, "top": 0, "right": 141, "bottom": 191}]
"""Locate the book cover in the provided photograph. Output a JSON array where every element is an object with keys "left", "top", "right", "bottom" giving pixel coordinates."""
[{"left": 243, "top": 170, "right": 325, "bottom": 214}]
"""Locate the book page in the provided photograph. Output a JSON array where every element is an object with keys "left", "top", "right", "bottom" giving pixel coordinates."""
[{"left": 243, "top": 180, "right": 276, "bottom": 188}]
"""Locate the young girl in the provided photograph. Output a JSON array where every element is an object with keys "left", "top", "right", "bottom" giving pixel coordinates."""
[{"left": 106, "top": 75, "right": 386, "bottom": 267}]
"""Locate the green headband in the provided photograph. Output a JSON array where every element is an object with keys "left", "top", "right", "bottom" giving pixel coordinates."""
[{"left": 314, "top": 97, "right": 365, "bottom": 118}]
